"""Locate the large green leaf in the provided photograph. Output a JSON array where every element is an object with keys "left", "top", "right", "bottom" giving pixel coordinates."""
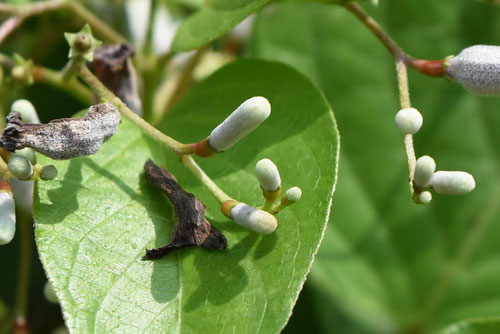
[
  {"left": 252, "top": 1, "right": 500, "bottom": 333},
  {"left": 34, "top": 59, "right": 339, "bottom": 333},
  {"left": 441, "top": 318, "right": 500, "bottom": 334},
  {"left": 171, "top": 0, "right": 270, "bottom": 51}
]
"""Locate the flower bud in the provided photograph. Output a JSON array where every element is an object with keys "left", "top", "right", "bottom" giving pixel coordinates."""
[
  {"left": 395, "top": 108, "right": 423, "bottom": 135},
  {"left": 0, "top": 190, "right": 16, "bottom": 245},
  {"left": 431, "top": 171, "right": 476, "bottom": 195},
  {"left": 40, "top": 165, "right": 58, "bottom": 181},
  {"left": 414, "top": 155, "right": 436, "bottom": 188},
  {"left": 43, "top": 281, "right": 58, "bottom": 304},
  {"left": 283, "top": 187, "right": 302, "bottom": 205},
  {"left": 8, "top": 156, "right": 33, "bottom": 180},
  {"left": 230, "top": 203, "right": 277, "bottom": 234},
  {"left": 208, "top": 96, "right": 271, "bottom": 152},
  {"left": 446, "top": 45, "right": 500, "bottom": 95},
  {"left": 11, "top": 99, "right": 40, "bottom": 123},
  {"left": 418, "top": 191, "right": 432, "bottom": 204},
  {"left": 14, "top": 148, "right": 37, "bottom": 165},
  {"left": 255, "top": 158, "right": 281, "bottom": 192},
  {"left": 64, "top": 24, "right": 102, "bottom": 62}
]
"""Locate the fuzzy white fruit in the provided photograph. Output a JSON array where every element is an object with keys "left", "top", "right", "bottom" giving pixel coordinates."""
[
  {"left": 230, "top": 203, "right": 277, "bottom": 234},
  {"left": 10, "top": 99, "right": 40, "bottom": 123},
  {"left": 414, "top": 155, "right": 436, "bottom": 188},
  {"left": 285, "top": 187, "right": 302, "bottom": 203},
  {"left": 394, "top": 108, "right": 423, "bottom": 135},
  {"left": 0, "top": 191, "right": 16, "bottom": 245},
  {"left": 431, "top": 171, "right": 476, "bottom": 195},
  {"left": 446, "top": 45, "right": 500, "bottom": 95},
  {"left": 255, "top": 159, "right": 281, "bottom": 192},
  {"left": 209, "top": 96, "right": 271, "bottom": 152},
  {"left": 418, "top": 191, "right": 432, "bottom": 204}
]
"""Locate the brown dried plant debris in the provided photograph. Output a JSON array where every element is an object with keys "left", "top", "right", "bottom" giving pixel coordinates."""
[
  {"left": 143, "top": 159, "right": 227, "bottom": 260},
  {"left": 0, "top": 102, "right": 120, "bottom": 160},
  {"left": 93, "top": 44, "right": 142, "bottom": 115}
]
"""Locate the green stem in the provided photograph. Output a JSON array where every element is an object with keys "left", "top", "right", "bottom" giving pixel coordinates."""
[
  {"left": 181, "top": 155, "right": 232, "bottom": 203},
  {"left": 143, "top": 0, "right": 158, "bottom": 55},
  {"left": 32, "top": 65, "right": 93, "bottom": 104},
  {"left": 0, "top": 0, "right": 63, "bottom": 17},
  {"left": 396, "top": 60, "right": 416, "bottom": 184},
  {"left": 78, "top": 65, "right": 189, "bottom": 154},
  {"left": 65, "top": 0, "right": 125, "bottom": 44},
  {"left": 14, "top": 211, "right": 32, "bottom": 330},
  {"left": 60, "top": 57, "right": 82, "bottom": 82}
]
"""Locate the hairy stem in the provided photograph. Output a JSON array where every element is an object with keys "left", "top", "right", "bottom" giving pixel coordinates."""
[
  {"left": 181, "top": 155, "right": 232, "bottom": 203},
  {"left": 78, "top": 65, "right": 191, "bottom": 154},
  {"left": 396, "top": 61, "right": 416, "bottom": 183}
]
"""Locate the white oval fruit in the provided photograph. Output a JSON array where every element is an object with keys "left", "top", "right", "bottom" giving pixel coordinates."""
[
  {"left": 446, "top": 45, "right": 500, "bottom": 95},
  {"left": 230, "top": 203, "right": 277, "bottom": 234},
  {"left": 209, "top": 96, "right": 271, "bottom": 152},
  {"left": 255, "top": 158, "right": 281, "bottom": 192},
  {"left": 431, "top": 171, "right": 476, "bottom": 195},
  {"left": 394, "top": 108, "right": 423, "bottom": 135},
  {"left": 418, "top": 191, "right": 432, "bottom": 204},
  {"left": 0, "top": 191, "right": 16, "bottom": 245},
  {"left": 11, "top": 99, "right": 40, "bottom": 123},
  {"left": 414, "top": 155, "right": 436, "bottom": 188},
  {"left": 285, "top": 187, "right": 302, "bottom": 203}
]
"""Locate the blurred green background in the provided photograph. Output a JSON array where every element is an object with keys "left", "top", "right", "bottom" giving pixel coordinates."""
[{"left": 2, "top": 0, "right": 500, "bottom": 333}]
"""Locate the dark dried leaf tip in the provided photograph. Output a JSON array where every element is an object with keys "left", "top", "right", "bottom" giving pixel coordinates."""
[
  {"left": 143, "top": 159, "right": 227, "bottom": 260},
  {"left": 0, "top": 103, "right": 120, "bottom": 160}
]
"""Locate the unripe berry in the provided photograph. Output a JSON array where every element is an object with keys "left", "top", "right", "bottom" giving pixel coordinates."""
[
  {"left": 8, "top": 156, "right": 33, "bottom": 180},
  {"left": 394, "top": 108, "right": 423, "bottom": 135},
  {"left": 230, "top": 203, "right": 277, "bottom": 234},
  {"left": 431, "top": 171, "right": 476, "bottom": 195},
  {"left": 40, "top": 165, "right": 58, "bottom": 181},
  {"left": 414, "top": 155, "right": 436, "bottom": 188},
  {"left": 73, "top": 33, "right": 92, "bottom": 53},
  {"left": 14, "top": 148, "right": 37, "bottom": 165},
  {"left": 446, "top": 45, "right": 500, "bottom": 95},
  {"left": 208, "top": 96, "right": 271, "bottom": 152},
  {"left": 418, "top": 191, "right": 432, "bottom": 204},
  {"left": 10, "top": 99, "right": 40, "bottom": 123},
  {"left": 0, "top": 191, "right": 16, "bottom": 245},
  {"left": 255, "top": 158, "right": 281, "bottom": 192},
  {"left": 283, "top": 187, "right": 302, "bottom": 204}
]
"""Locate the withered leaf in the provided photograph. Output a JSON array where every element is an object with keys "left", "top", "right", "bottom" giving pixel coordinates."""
[
  {"left": 93, "top": 44, "right": 142, "bottom": 115},
  {"left": 0, "top": 103, "right": 120, "bottom": 160},
  {"left": 143, "top": 159, "right": 227, "bottom": 260}
]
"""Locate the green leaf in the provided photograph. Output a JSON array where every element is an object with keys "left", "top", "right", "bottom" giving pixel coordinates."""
[
  {"left": 171, "top": 0, "right": 270, "bottom": 51},
  {"left": 441, "top": 318, "right": 500, "bottom": 334},
  {"left": 252, "top": 1, "right": 500, "bottom": 333},
  {"left": 34, "top": 59, "right": 338, "bottom": 333}
]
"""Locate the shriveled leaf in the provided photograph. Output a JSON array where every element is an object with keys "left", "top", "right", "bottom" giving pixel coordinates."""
[
  {"left": 252, "top": 1, "right": 500, "bottom": 333},
  {"left": 171, "top": 0, "right": 270, "bottom": 51},
  {"left": 34, "top": 59, "right": 338, "bottom": 333}
]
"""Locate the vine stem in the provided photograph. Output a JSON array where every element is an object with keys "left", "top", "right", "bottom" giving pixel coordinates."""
[
  {"left": 342, "top": 1, "right": 446, "bottom": 77},
  {"left": 78, "top": 65, "right": 233, "bottom": 204},
  {"left": 181, "top": 155, "right": 232, "bottom": 203},
  {"left": 396, "top": 60, "right": 416, "bottom": 182}
]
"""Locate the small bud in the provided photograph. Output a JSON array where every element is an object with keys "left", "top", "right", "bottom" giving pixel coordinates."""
[
  {"left": 446, "top": 45, "right": 500, "bottom": 95},
  {"left": 8, "top": 156, "right": 33, "bottom": 180},
  {"left": 418, "top": 191, "right": 432, "bottom": 204},
  {"left": 431, "top": 171, "right": 476, "bottom": 195},
  {"left": 414, "top": 155, "right": 436, "bottom": 188},
  {"left": 208, "top": 96, "right": 271, "bottom": 152},
  {"left": 0, "top": 190, "right": 16, "bottom": 245},
  {"left": 43, "top": 281, "right": 58, "bottom": 304},
  {"left": 40, "top": 165, "right": 58, "bottom": 181},
  {"left": 64, "top": 24, "right": 102, "bottom": 62},
  {"left": 10, "top": 99, "right": 40, "bottom": 123},
  {"left": 394, "top": 108, "right": 423, "bottom": 135},
  {"left": 282, "top": 187, "right": 302, "bottom": 205},
  {"left": 255, "top": 159, "right": 281, "bottom": 192},
  {"left": 230, "top": 203, "right": 278, "bottom": 234},
  {"left": 14, "top": 148, "right": 37, "bottom": 165},
  {"left": 11, "top": 54, "right": 33, "bottom": 85}
]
